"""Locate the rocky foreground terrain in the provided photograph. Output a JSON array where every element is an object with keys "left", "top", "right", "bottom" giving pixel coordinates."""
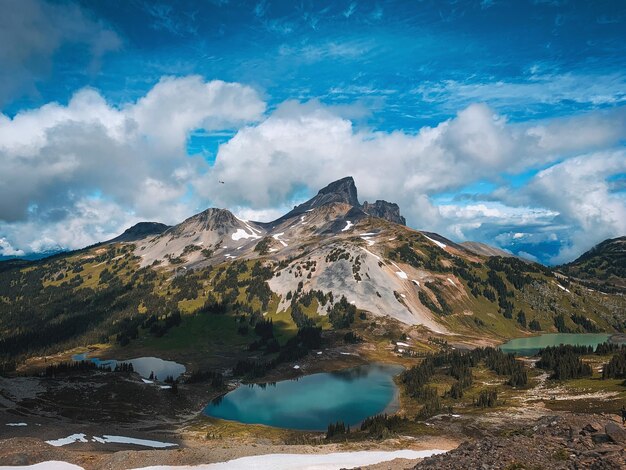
[
  {"left": 1, "top": 413, "right": 624, "bottom": 469},
  {"left": 413, "top": 414, "right": 626, "bottom": 470}
]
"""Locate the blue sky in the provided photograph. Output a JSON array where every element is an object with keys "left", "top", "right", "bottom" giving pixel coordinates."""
[{"left": 0, "top": 0, "right": 625, "bottom": 264}]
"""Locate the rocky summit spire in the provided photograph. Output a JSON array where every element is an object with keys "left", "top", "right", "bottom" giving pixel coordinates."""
[
  {"left": 315, "top": 176, "right": 360, "bottom": 207},
  {"left": 270, "top": 176, "right": 360, "bottom": 224},
  {"left": 362, "top": 200, "right": 406, "bottom": 226}
]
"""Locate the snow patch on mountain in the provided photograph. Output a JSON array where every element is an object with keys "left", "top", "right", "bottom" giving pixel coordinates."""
[
  {"left": 232, "top": 229, "right": 260, "bottom": 241},
  {"left": 424, "top": 235, "right": 447, "bottom": 249},
  {"left": 272, "top": 233, "right": 288, "bottom": 247},
  {"left": 391, "top": 261, "right": 408, "bottom": 280}
]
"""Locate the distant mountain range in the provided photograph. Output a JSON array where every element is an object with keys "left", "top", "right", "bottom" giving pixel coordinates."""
[{"left": 0, "top": 250, "right": 65, "bottom": 263}]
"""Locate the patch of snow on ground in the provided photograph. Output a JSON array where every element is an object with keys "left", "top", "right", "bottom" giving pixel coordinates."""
[
  {"left": 142, "top": 379, "right": 154, "bottom": 384},
  {"left": 412, "top": 280, "right": 420, "bottom": 287},
  {"left": 447, "top": 278, "right": 455, "bottom": 286},
  {"left": 349, "top": 300, "right": 356, "bottom": 304},
  {"left": 224, "top": 254, "right": 236, "bottom": 259},
  {"left": 231, "top": 229, "right": 260, "bottom": 241},
  {"left": 390, "top": 261, "right": 408, "bottom": 279},
  {"left": 341, "top": 221, "right": 354, "bottom": 232},
  {"left": 46, "top": 434, "right": 88, "bottom": 447},
  {"left": 131, "top": 449, "right": 448, "bottom": 470},
  {"left": 396, "top": 342, "right": 410, "bottom": 347},
  {"left": 160, "top": 385, "right": 172, "bottom": 389},
  {"left": 269, "top": 248, "right": 278, "bottom": 252},
  {"left": 555, "top": 283, "right": 571, "bottom": 293},
  {"left": 400, "top": 293, "right": 406, "bottom": 298},
  {"left": 360, "top": 237, "right": 375, "bottom": 246},
  {"left": 388, "top": 237, "right": 397, "bottom": 241},
  {"left": 45, "top": 433, "right": 175, "bottom": 449},
  {"left": 424, "top": 235, "right": 447, "bottom": 249},
  {"left": 293, "top": 365, "right": 300, "bottom": 369},
  {"left": 0, "top": 462, "right": 85, "bottom": 470},
  {"left": 95, "top": 435, "right": 177, "bottom": 448},
  {"left": 272, "top": 233, "right": 288, "bottom": 247},
  {"left": 6, "top": 422, "right": 27, "bottom": 426}
]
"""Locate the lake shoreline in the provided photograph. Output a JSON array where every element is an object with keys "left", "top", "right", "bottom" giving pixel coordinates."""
[{"left": 204, "top": 364, "right": 404, "bottom": 431}]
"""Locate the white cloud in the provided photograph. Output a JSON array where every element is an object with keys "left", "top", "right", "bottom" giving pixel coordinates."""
[
  {"left": 0, "top": 238, "right": 24, "bottom": 257},
  {"left": 524, "top": 150, "right": 626, "bottom": 263},
  {"left": 233, "top": 206, "right": 288, "bottom": 223},
  {"left": 197, "top": 100, "right": 625, "bottom": 262},
  {"left": 413, "top": 73, "right": 626, "bottom": 110},
  {"left": 0, "top": 76, "right": 265, "bottom": 251},
  {"left": 130, "top": 76, "right": 266, "bottom": 151},
  {"left": 436, "top": 202, "right": 559, "bottom": 244},
  {"left": 1, "top": 83, "right": 625, "bottom": 263}
]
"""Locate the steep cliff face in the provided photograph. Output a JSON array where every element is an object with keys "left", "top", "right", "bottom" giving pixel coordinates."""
[
  {"left": 271, "top": 176, "right": 361, "bottom": 225},
  {"left": 362, "top": 200, "right": 406, "bottom": 225}
]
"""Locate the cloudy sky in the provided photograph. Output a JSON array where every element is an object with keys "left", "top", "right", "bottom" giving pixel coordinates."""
[{"left": 0, "top": 0, "right": 625, "bottom": 264}]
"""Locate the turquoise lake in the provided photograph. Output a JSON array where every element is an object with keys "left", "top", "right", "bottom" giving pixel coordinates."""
[
  {"left": 499, "top": 333, "right": 612, "bottom": 356},
  {"left": 204, "top": 364, "right": 403, "bottom": 431}
]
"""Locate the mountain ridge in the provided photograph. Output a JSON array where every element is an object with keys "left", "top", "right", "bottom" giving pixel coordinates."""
[
  {"left": 0, "top": 176, "right": 624, "bottom": 369},
  {"left": 559, "top": 236, "right": 626, "bottom": 293}
]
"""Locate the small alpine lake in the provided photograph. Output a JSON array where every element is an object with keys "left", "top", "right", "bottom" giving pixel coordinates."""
[
  {"left": 499, "top": 333, "right": 614, "bottom": 356},
  {"left": 71, "top": 353, "right": 186, "bottom": 381},
  {"left": 204, "top": 364, "right": 403, "bottom": 431}
]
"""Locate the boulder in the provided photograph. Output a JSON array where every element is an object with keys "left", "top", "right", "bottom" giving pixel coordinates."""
[
  {"left": 605, "top": 422, "right": 626, "bottom": 444},
  {"left": 583, "top": 423, "right": 601, "bottom": 434},
  {"left": 591, "top": 433, "right": 611, "bottom": 444}
]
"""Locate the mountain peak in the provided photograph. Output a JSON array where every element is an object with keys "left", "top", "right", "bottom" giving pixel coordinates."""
[
  {"left": 268, "top": 176, "right": 408, "bottom": 226},
  {"left": 304, "top": 176, "right": 360, "bottom": 210},
  {"left": 172, "top": 207, "right": 239, "bottom": 234},
  {"left": 109, "top": 222, "right": 170, "bottom": 243},
  {"left": 317, "top": 176, "right": 359, "bottom": 206},
  {"left": 270, "top": 176, "right": 360, "bottom": 224}
]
